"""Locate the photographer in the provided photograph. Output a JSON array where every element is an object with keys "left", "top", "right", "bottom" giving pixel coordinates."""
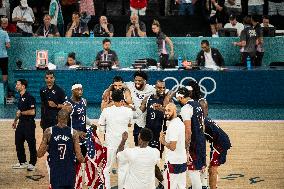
[{"left": 126, "top": 13, "right": 146, "bottom": 37}]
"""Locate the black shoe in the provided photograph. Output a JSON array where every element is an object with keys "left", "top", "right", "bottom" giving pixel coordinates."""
[{"left": 156, "top": 183, "right": 164, "bottom": 189}]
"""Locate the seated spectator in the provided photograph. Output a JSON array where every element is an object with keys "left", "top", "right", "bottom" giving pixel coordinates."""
[
  {"left": 0, "top": 17, "right": 16, "bottom": 33},
  {"left": 12, "top": 0, "right": 34, "bottom": 37},
  {"left": 176, "top": 0, "right": 195, "bottom": 16},
  {"left": 65, "top": 52, "right": 81, "bottom": 67},
  {"left": 225, "top": 0, "right": 242, "bottom": 16},
  {"left": 34, "top": 14, "right": 60, "bottom": 37},
  {"left": 268, "top": 0, "right": 284, "bottom": 16},
  {"left": 94, "top": 38, "right": 119, "bottom": 68},
  {"left": 0, "top": 0, "right": 10, "bottom": 19},
  {"left": 126, "top": 13, "right": 146, "bottom": 37},
  {"left": 196, "top": 40, "right": 224, "bottom": 69},
  {"left": 260, "top": 15, "right": 274, "bottom": 28},
  {"left": 224, "top": 14, "right": 244, "bottom": 36},
  {"left": 130, "top": 0, "right": 147, "bottom": 16},
  {"left": 248, "top": 0, "right": 264, "bottom": 15},
  {"left": 65, "top": 11, "right": 89, "bottom": 37},
  {"left": 93, "top": 16, "right": 114, "bottom": 37},
  {"left": 209, "top": 0, "right": 227, "bottom": 37}
]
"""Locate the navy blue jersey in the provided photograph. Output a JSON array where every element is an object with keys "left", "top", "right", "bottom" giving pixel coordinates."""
[
  {"left": 66, "top": 97, "right": 87, "bottom": 132},
  {"left": 204, "top": 117, "right": 231, "bottom": 151},
  {"left": 17, "top": 92, "right": 36, "bottom": 123},
  {"left": 187, "top": 100, "right": 206, "bottom": 170},
  {"left": 48, "top": 126, "right": 76, "bottom": 186},
  {"left": 40, "top": 84, "right": 66, "bottom": 127},
  {"left": 145, "top": 95, "right": 166, "bottom": 135}
]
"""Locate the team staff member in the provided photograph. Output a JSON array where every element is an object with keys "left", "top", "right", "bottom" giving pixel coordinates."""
[
  {"left": 176, "top": 87, "right": 206, "bottom": 189},
  {"left": 40, "top": 71, "right": 66, "bottom": 131},
  {"left": 37, "top": 109, "right": 85, "bottom": 189},
  {"left": 12, "top": 79, "right": 37, "bottom": 171}
]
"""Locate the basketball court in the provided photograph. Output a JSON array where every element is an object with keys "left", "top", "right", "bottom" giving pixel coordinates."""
[{"left": 0, "top": 120, "right": 283, "bottom": 189}]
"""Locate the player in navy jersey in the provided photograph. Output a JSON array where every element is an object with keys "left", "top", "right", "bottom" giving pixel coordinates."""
[
  {"left": 176, "top": 87, "right": 206, "bottom": 189},
  {"left": 140, "top": 80, "right": 169, "bottom": 155},
  {"left": 37, "top": 109, "right": 84, "bottom": 189},
  {"left": 200, "top": 100, "right": 231, "bottom": 189}
]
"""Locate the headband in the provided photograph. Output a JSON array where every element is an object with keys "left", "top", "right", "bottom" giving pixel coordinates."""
[{"left": 71, "top": 84, "right": 82, "bottom": 90}]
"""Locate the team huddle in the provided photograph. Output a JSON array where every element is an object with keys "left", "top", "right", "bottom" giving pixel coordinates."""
[{"left": 12, "top": 70, "right": 231, "bottom": 189}]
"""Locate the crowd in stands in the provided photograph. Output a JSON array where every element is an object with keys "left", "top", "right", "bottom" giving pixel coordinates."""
[{"left": 0, "top": 0, "right": 283, "bottom": 37}]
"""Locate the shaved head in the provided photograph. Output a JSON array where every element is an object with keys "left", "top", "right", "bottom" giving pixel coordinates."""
[
  {"left": 57, "top": 109, "right": 69, "bottom": 125},
  {"left": 165, "top": 103, "right": 177, "bottom": 120}
]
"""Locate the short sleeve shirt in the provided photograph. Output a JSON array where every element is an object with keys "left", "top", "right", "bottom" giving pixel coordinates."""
[
  {"left": 126, "top": 21, "right": 146, "bottom": 37},
  {"left": 0, "top": 28, "right": 10, "bottom": 58},
  {"left": 180, "top": 104, "right": 194, "bottom": 121},
  {"left": 240, "top": 26, "right": 258, "bottom": 53},
  {"left": 93, "top": 24, "right": 114, "bottom": 37},
  {"left": 156, "top": 32, "right": 167, "bottom": 54},
  {"left": 18, "top": 92, "right": 36, "bottom": 122},
  {"left": 66, "top": 21, "right": 88, "bottom": 37},
  {"left": 96, "top": 50, "right": 118, "bottom": 63}
]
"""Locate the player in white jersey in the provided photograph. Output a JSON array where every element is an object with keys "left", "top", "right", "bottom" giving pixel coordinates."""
[
  {"left": 98, "top": 90, "right": 133, "bottom": 189},
  {"left": 160, "top": 103, "right": 187, "bottom": 189},
  {"left": 125, "top": 71, "right": 156, "bottom": 146},
  {"left": 117, "top": 128, "right": 161, "bottom": 189}
]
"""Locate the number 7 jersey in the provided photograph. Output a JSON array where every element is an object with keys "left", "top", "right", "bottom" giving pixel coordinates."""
[{"left": 48, "top": 126, "right": 76, "bottom": 186}]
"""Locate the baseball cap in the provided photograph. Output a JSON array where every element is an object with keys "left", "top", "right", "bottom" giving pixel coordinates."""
[{"left": 20, "top": 0, "right": 28, "bottom": 7}]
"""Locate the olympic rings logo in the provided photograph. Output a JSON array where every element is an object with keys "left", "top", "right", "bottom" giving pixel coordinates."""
[{"left": 163, "top": 77, "right": 217, "bottom": 98}]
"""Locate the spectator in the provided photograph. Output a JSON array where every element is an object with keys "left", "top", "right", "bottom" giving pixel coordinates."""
[
  {"left": 34, "top": 14, "right": 60, "bottom": 37},
  {"left": 94, "top": 38, "right": 119, "bottom": 67},
  {"left": 12, "top": 0, "right": 35, "bottom": 37},
  {"left": 1, "top": 17, "right": 16, "bottom": 33},
  {"left": 49, "top": 0, "right": 64, "bottom": 36},
  {"left": 126, "top": 13, "right": 146, "bottom": 37},
  {"left": 80, "top": 0, "right": 95, "bottom": 16},
  {"left": 225, "top": 0, "right": 242, "bottom": 16},
  {"left": 233, "top": 16, "right": 258, "bottom": 66},
  {"left": 0, "top": 18, "right": 10, "bottom": 96},
  {"left": 251, "top": 15, "right": 264, "bottom": 66},
  {"left": 209, "top": 0, "right": 227, "bottom": 37},
  {"left": 93, "top": 16, "right": 114, "bottom": 37},
  {"left": 66, "top": 52, "right": 81, "bottom": 67},
  {"left": 152, "top": 19, "right": 174, "bottom": 69},
  {"left": 0, "top": 0, "right": 10, "bottom": 19},
  {"left": 176, "top": 0, "right": 195, "bottom": 15},
  {"left": 248, "top": 0, "right": 264, "bottom": 15},
  {"left": 260, "top": 15, "right": 274, "bottom": 27},
  {"left": 65, "top": 11, "right": 89, "bottom": 37},
  {"left": 224, "top": 14, "right": 244, "bottom": 36},
  {"left": 130, "top": 0, "right": 147, "bottom": 16},
  {"left": 196, "top": 40, "right": 224, "bottom": 70},
  {"left": 268, "top": 0, "right": 284, "bottom": 16}
]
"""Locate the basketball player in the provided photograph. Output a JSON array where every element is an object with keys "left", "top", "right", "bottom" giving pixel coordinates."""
[
  {"left": 159, "top": 103, "right": 187, "bottom": 189},
  {"left": 176, "top": 87, "right": 206, "bottom": 189},
  {"left": 125, "top": 71, "right": 156, "bottom": 146},
  {"left": 117, "top": 128, "right": 161, "bottom": 189},
  {"left": 101, "top": 76, "right": 133, "bottom": 110},
  {"left": 40, "top": 71, "right": 66, "bottom": 131},
  {"left": 98, "top": 90, "right": 133, "bottom": 189},
  {"left": 140, "top": 80, "right": 168, "bottom": 156},
  {"left": 37, "top": 109, "right": 85, "bottom": 189},
  {"left": 200, "top": 100, "right": 231, "bottom": 189}
]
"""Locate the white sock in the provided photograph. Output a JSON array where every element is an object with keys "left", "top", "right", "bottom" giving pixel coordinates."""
[
  {"left": 200, "top": 169, "right": 208, "bottom": 186},
  {"left": 189, "top": 170, "right": 202, "bottom": 189}
]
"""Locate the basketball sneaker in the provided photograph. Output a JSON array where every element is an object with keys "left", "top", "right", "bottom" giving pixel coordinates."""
[
  {"left": 27, "top": 164, "right": 35, "bottom": 171},
  {"left": 12, "top": 162, "right": 28, "bottom": 169}
]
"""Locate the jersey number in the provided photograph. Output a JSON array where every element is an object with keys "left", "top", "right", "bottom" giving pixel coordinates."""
[{"left": 58, "top": 144, "right": 66, "bottom": 159}]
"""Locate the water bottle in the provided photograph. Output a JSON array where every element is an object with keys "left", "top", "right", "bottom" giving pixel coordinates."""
[
  {"left": 246, "top": 56, "right": 252, "bottom": 70},
  {"left": 178, "top": 56, "right": 182, "bottom": 68},
  {"left": 90, "top": 30, "right": 94, "bottom": 38}
]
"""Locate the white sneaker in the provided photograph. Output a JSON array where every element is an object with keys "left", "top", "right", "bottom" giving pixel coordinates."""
[
  {"left": 27, "top": 164, "right": 35, "bottom": 171},
  {"left": 12, "top": 162, "right": 28, "bottom": 169}
]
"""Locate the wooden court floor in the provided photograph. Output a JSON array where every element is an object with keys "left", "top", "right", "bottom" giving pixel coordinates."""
[{"left": 0, "top": 120, "right": 283, "bottom": 189}]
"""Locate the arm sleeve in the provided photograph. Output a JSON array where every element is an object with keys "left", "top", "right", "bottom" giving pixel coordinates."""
[
  {"left": 180, "top": 104, "right": 193, "bottom": 121},
  {"left": 98, "top": 109, "right": 106, "bottom": 125},
  {"left": 5, "top": 32, "right": 10, "bottom": 43},
  {"left": 108, "top": 24, "right": 114, "bottom": 33},
  {"left": 58, "top": 88, "right": 67, "bottom": 104},
  {"left": 29, "top": 96, "right": 36, "bottom": 110},
  {"left": 216, "top": 49, "right": 224, "bottom": 66},
  {"left": 113, "top": 51, "right": 118, "bottom": 61}
]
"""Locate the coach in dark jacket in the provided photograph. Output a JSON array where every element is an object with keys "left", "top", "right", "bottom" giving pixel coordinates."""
[{"left": 196, "top": 40, "right": 224, "bottom": 68}]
